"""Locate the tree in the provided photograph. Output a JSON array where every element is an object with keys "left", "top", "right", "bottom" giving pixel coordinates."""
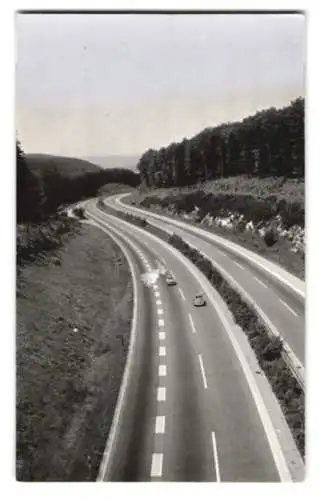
[
  {"left": 135, "top": 98, "right": 305, "bottom": 187},
  {"left": 16, "top": 139, "right": 45, "bottom": 223}
]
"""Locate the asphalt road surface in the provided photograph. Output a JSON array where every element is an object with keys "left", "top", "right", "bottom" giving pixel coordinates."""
[
  {"left": 84, "top": 200, "right": 301, "bottom": 482},
  {"left": 107, "top": 194, "right": 305, "bottom": 371}
]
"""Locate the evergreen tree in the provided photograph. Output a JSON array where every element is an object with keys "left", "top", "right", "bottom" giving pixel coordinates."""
[
  {"left": 135, "top": 98, "right": 305, "bottom": 187},
  {"left": 16, "top": 139, "right": 45, "bottom": 223}
]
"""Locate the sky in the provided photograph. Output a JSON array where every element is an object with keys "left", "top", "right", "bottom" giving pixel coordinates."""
[{"left": 16, "top": 12, "right": 305, "bottom": 158}]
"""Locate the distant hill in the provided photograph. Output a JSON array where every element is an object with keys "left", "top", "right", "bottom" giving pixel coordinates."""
[
  {"left": 84, "top": 155, "right": 139, "bottom": 171},
  {"left": 26, "top": 154, "right": 103, "bottom": 180},
  {"left": 22, "top": 153, "right": 140, "bottom": 217}
]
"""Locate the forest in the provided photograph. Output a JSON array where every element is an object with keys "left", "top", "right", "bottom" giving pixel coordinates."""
[
  {"left": 16, "top": 141, "right": 140, "bottom": 224},
  {"left": 136, "top": 98, "right": 304, "bottom": 188},
  {"left": 16, "top": 141, "right": 140, "bottom": 267}
]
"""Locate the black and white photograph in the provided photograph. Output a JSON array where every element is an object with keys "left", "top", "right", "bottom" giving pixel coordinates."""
[{"left": 15, "top": 8, "right": 305, "bottom": 483}]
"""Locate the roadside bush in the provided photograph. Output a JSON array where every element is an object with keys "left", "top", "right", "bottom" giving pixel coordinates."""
[
  {"left": 17, "top": 216, "right": 80, "bottom": 267},
  {"left": 123, "top": 213, "right": 148, "bottom": 228},
  {"left": 261, "top": 337, "right": 283, "bottom": 361},
  {"left": 264, "top": 227, "right": 278, "bottom": 247},
  {"left": 139, "top": 188, "right": 305, "bottom": 231},
  {"left": 73, "top": 207, "right": 86, "bottom": 219}
]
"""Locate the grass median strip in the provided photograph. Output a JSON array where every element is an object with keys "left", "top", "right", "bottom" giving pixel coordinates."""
[{"left": 99, "top": 202, "right": 305, "bottom": 459}]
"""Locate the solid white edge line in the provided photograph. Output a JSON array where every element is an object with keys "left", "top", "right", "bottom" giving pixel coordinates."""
[
  {"left": 211, "top": 432, "right": 221, "bottom": 482},
  {"left": 150, "top": 453, "right": 163, "bottom": 477},
  {"left": 188, "top": 313, "right": 196, "bottom": 333},
  {"left": 91, "top": 201, "right": 293, "bottom": 482},
  {"left": 155, "top": 416, "right": 166, "bottom": 434},
  {"left": 179, "top": 287, "right": 186, "bottom": 301},
  {"left": 279, "top": 299, "right": 298, "bottom": 317},
  {"left": 90, "top": 221, "right": 139, "bottom": 482},
  {"left": 198, "top": 354, "right": 208, "bottom": 389}
]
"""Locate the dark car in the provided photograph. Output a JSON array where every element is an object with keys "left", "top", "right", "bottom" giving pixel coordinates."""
[
  {"left": 165, "top": 272, "right": 177, "bottom": 286},
  {"left": 193, "top": 293, "right": 206, "bottom": 307}
]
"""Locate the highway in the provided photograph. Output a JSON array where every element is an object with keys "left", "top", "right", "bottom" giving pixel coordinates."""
[
  {"left": 84, "top": 200, "right": 303, "bottom": 482},
  {"left": 106, "top": 194, "right": 305, "bottom": 373}
]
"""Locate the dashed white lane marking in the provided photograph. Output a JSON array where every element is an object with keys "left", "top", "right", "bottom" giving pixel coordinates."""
[
  {"left": 178, "top": 288, "right": 186, "bottom": 301},
  {"left": 158, "top": 319, "right": 165, "bottom": 327},
  {"left": 216, "top": 249, "right": 227, "bottom": 257},
  {"left": 159, "top": 331, "right": 166, "bottom": 340},
  {"left": 157, "top": 387, "right": 166, "bottom": 401},
  {"left": 159, "top": 365, "right": 167, "bottom": 376},
  {"left": 155, "top": 416, "right": 166, "bottom": 434},
  {"left": 198, "top": 354, "right": 208, "bottom": 389},
  {"left": 253, "top": 276, "right": 268, "bottom": 289},
  {"left": 159, "top": 346, "right": 166, "bottom": 357},
  {"left": 234, "top": 261, "right": 245, "bottom": 270},
  {"left": 155, "top": 291, "right": 160, "bottom": 298},
  {"left": 157, "top": 308, "right": 164, "bottom": 315},
  {"left": 153, "top": 284, "right": 159, "bottom": 291},
  {"left": 211, "top": 432, "right": 221, "bottom": 482},
  {"left": 279, "top": 298, "right": 298, "bottom": 317},
  {"left": 156, "top": 299, "right": 162, "bottom": 306},
  {"left": 150, "top": 453, "right": 163, "bottom": 477},
  {"left": 188, "top": 313, "right": 196, "bottom": 333}
]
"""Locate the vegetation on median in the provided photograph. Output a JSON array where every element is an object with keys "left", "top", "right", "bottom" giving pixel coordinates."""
[
  {"left": 101, "top": 205, "right": 304, "bottom": 458},
  {"left": 167, "top": 233, "right": 304, "bottom": 458}
]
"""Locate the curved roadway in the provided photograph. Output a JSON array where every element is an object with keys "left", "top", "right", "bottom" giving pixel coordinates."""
[
  {"left": 106, "top": 194, "right": 305, "bottom": 371},
  {"left": 84, "top": 200, "right": 303, "bottom": 482}
]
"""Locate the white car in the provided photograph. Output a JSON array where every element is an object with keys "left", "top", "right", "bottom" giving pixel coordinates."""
[{"left": 193, "top": 293, "right": 206, "bottom": 307}]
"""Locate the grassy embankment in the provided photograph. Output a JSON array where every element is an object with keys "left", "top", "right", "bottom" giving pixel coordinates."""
[
  {"left": 17, "top": 218, "right": 132, "bottom": 481},
  {"left": 126, "top": 176, "right": 305, "bottom": 279}
]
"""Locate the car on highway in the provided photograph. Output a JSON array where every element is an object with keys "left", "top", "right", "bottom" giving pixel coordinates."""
[
  {"left": 193, "top": 292, "right": 206, "bottom": 307},
  {"left": 165, "top": 272, "right": 177, "bottom": 286}
]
